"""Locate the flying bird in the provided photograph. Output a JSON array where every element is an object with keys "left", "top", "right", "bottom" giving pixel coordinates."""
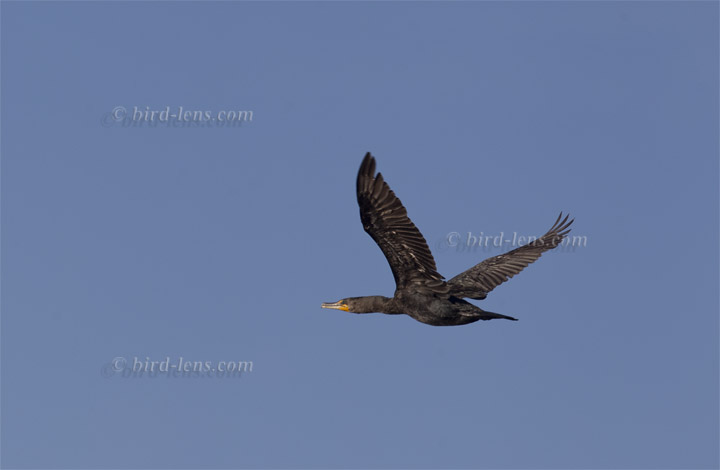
[{"left": 322, "top": 153, "right": 574, "bottom": 326}]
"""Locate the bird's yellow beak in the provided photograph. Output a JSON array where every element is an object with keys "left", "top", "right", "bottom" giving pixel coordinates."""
[{"left": 321, "top": 301, "right": 349, "bottom": 311}]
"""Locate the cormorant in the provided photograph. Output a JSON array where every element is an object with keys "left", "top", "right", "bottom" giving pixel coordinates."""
[{"left": 322, "top": 153, "right": 574, "bottom": 326}]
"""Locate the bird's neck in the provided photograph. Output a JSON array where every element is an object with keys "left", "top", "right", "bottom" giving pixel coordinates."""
[{"left": 356, "top": 296, "right": 396, "bottom": 314}]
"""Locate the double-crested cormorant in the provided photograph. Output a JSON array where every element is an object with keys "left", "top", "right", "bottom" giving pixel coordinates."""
[{"left": 322, "top": 153, "right": 574, "bottom": 326}]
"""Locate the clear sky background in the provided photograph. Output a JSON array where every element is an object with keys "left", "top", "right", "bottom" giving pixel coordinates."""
[{"left": 1, "top": 2, "right": 718, "bottom": 469}]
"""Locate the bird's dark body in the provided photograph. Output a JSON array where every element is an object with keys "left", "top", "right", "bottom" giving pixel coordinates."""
[
  {"left": 321, "top": 153, "right": 573, "bottom": 327},
  {"left": 394, "top": 291, "right": 515, "bottom": 326}
]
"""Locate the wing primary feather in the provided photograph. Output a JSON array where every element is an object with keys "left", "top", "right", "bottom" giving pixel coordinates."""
[
  {"left": 356, "top": 153, "right": 447, "bottom": 294},
  {"left": 447, "top": 212, "right": 574, "bottom": 299}
]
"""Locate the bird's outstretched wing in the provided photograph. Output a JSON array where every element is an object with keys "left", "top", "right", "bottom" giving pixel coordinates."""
[
  {"left": 447, "top": 213, "right": 573, "bottom": 299},
  {"left": 356, "top": 153, "right": 448, "bottom": 294}
]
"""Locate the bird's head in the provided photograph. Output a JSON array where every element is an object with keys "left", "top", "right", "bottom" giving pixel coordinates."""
[{"left": 321, "top": 296, "right": 391, "bottom": 314}]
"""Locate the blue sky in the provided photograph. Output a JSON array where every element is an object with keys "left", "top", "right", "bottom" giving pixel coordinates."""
[{"left": 1, "top": 2, "right": 718, "bottom": 469}]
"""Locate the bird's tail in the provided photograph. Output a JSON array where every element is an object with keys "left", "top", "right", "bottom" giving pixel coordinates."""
[{"left": 481, "top": 311, "right": 518, "bottom": 321}]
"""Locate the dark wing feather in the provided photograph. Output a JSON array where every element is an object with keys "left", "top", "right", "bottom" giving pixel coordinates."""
[
  {"left": 447, "top": 213, "right": 573, "bottom": 299},
  {"left": 356, "top": 153, "right": 448, "bottom": 294}
]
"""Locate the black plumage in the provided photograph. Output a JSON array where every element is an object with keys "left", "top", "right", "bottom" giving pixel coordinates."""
[{"left": 322, "top": 153, "right": 574, "bottom": 326}]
